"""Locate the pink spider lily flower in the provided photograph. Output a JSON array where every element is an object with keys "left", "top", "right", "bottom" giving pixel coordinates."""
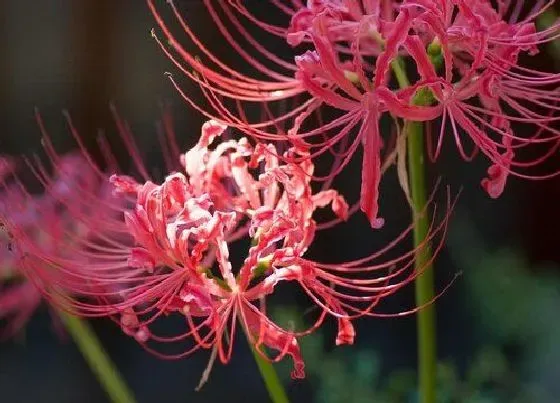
[
  {"left": 0, "top": 106, "right": 181, "bottom": 338},
  {"left": 0, "top": 152, "right": 119, "bottom": 338},
  {"left": 3, "top": 115, "right": 452, "bottom": 382},
  {"left": 148, "top": 0, "right": 560, "bottom": 222},
  {"left": 0, "top": 157, "right": 43, "bottom": 338},
  {"left": 147, "top": 0, "right": 413, "bottom": 227},
  {"left": 285, "top": 0, "right": 560, "bottom": 208},
  {"left": 15, "top": 122, "right": 350, "bottom": 378},
  {"left": 110, "top": 171, "right": 315, "bottom": 377},
  {"left": 279, "top": 2, "right": 446, "bottom": 226},
  {"left": 398, "top": 0, "right": 560, "bottom": 197}
]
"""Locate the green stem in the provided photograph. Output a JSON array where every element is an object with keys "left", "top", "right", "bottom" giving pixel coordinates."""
[
  {"left": 407, "top": 120, "right": 436, "bottom": 403},
  {"left": 391, "top": 60, "right": 437, "bottom": 403},
  {"left": 59, "top": 311, "right": 137, "bottom": 403},
  {"left": 249, "top": 342, "right": 290, "bottom": 403}
]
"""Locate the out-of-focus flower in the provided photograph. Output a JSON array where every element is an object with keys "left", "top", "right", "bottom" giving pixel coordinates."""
[
  {"left": 0, "top": 107, "right": 178, "bottom": 338},
  {"left": 0, "top": 151, "right": 117, "bottom": 338},
  {"left": 0, "top": 157, "right": 42, "bottom": 338}
]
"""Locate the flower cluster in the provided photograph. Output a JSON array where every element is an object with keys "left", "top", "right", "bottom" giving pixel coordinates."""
[
  {"left": 149, "top": 0, "right": 560, "bottom": 226},
  {"left": 4, "top": 0, "right": 555, "bottom": 387}
]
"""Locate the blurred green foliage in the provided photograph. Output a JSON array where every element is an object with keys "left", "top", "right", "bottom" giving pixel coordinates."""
[
  {"left": 538, "top": 9, "right": 560, "bottom": 66},
  {"left": 272, "top": 214, "right": 560, "bottom": 402}
]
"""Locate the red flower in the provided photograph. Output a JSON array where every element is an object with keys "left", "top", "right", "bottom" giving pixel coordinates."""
[
  {"left": 148, "top": 0, "right": 560, "bottom": 216},
  {"left": 0, "top": 156, "right": 43, "bottom": 338},
  {"left": 0, "top": 151, "right": 117, "bottom": 337},
  {"left": 3, "top": 114, "right": 451, "bottom": 382}
]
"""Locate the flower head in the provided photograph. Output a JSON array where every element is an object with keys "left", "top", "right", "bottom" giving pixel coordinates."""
[
  {"left": 149, "top": 0, "right": 560, "bottom": 221},
  {"left": 3, "top": 114, "right": 451, "bottom": 382},
  {"left": 0, "top": 151, "right": 117, "bottom": 338}
]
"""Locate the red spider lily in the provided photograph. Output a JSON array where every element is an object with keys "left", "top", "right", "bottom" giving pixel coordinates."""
[
  {"left": 0, "top": 152, "right": 119, "bottom": 338},
  {"left": 0, "top": 157, "right": 43, "bottom": 338},
  {"left": 9, "top": 122, "right": 349, "bottom": 377},
  {"left": 148, "top": 0, "right": 560, "bottom": 223},
  {"left": 146, "top": 0, "right": 407, "bottom": 227},
  {"left": 285, "top": 0, "right": 560, "bottom": 198},
  {"left": 0, "top": 105, "right": 181, "bottom": 338},
  {"left": 400, "top": 0, "right": 560, "bottom": 195},
  {"left": 3, "top": 113, "right": 452, "bottom": 381}
]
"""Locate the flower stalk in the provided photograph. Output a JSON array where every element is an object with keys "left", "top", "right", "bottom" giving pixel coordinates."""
[
  {"left": 392, "top": 60, "right": 436, "bottom": 403},
  {"left": 407, "top": 119, "right": 436, "bottom": 403},
  {"left": 59, "top": 311, "right": 137, "bottom": 403},
  {"left": 250, "top": 341, "right": 290, "bottom": 403}
]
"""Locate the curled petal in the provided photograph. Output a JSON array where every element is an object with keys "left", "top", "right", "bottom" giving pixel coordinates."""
[{"left": 240, "top": 300, "right": 305, "bottom": 379}]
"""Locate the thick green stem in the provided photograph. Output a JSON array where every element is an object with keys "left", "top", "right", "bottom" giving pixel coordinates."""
[
  {"left": 59, "top": 312, "right": 137, "bottom": 403},
  {"left": 407, "top": 121, "right": 436, "bottom": 403},
  {"left": 249, "top": 343, "right": 290, "bottom": 403},
  {"left": 391, "top": 59, "right": 436, "bottom": 403}
]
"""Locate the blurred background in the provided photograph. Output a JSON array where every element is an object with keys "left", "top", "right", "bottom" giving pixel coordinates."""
[{"left": 0, "top": 1, "right": 559, "bottom": 402}]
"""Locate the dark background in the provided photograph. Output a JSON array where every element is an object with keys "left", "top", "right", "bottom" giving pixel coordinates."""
[{"left": 1, "top": 1, "right": 559, "bottom": 402}]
